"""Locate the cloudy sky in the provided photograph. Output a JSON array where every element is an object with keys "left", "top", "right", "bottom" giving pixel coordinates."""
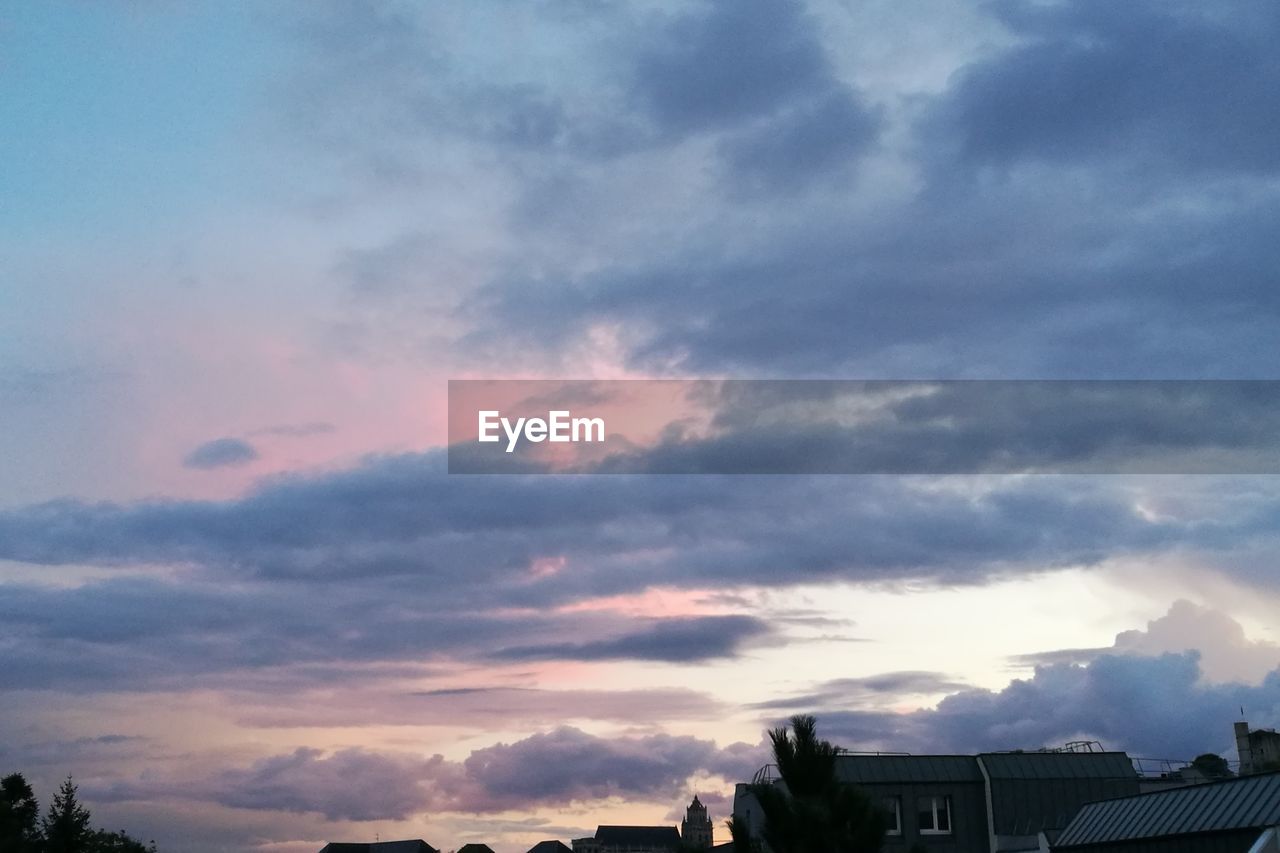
[{"left": 4, "top": 1, "right": 1280, "bottom": 851}]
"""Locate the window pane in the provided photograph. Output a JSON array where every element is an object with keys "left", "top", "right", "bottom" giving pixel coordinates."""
[
  {"left": 917, "top": 797, "right": 936, "bottom": 831},
  {"left": 937, "top": 797, "right": 951, "bottom": 833},
  {"left": 881, "top": 798, "right": 901, "bottom": 834}
]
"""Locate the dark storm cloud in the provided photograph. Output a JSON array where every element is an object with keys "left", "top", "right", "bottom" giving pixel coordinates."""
[
  {"left": 249, "top": 421, "right": 336, "bottom": 438},
  {"left": 630, "top": 0, "right": 829, "bottom": 133},
  {"left": 0, "top": 733, "right": 146, "bottom": 775},
  {"left": 3, "top": 452, "right": 1279, "bottom": 596},
  {"left": 817, "top": 653, "right": 1280, "bottom": 760},
  {"left": 931, "top": 0, "right": 1280, "bottom": 173},
  {"left": 718, "top": 88, "right": 881, "bottom": 193},
  {"left": 235, "top": 686, "right": 725, "bottom": 728},
  {"left": 1009, "top": 600, "right": 1280, "bottom": 684},
  {"left": 437, "top": 1, "right": 1280, "bottom": 379},
  {"left": 1009, "top": 647, "right": 1111, "bottom": 669},
  {"left": 472, "top": 168, "right": 1280, "bottom": 378},
  {"left": 751, "top": 671, "right": 968, "bottom": 711},
  {"left": 746, "top": 604, "right": 1280, "bottom": 757},
  {"left": 461, "top": 726, "right": 760, "bottom": 809},
  {"left": 492, "top": 615, "right": 770, "bottom": 662},
  {"left": 0, "top": 453, "right": 1223, "bottom": 590},
  {"left": 0, "top": 575, "right": 771, "bottom": 691},
  {"left": 282, "top": 0, "right": 882, "bottom": 184},
  {"left": 584, "top": 380, "right": 1280, "bottom": 474},
  {"left": 94, "top": 727, "right": 766, "bottom": 820},
  {"left": 626, "top": 0, "right": 882, "bottom": 178},
  {"left": 213, "top": 747, "right": 441, "bottom": 821},
  {"left": 270, "top": 2, "right": 1280, "bottom": 379},
  {"left": 5, "top": 447, "right": 1280, "bottom": 691},
  {"left": 182, "top": 437, "right": 258, "bottom": 470}
]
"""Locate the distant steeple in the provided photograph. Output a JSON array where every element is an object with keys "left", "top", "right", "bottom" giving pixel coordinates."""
[{"left": 681, "top": 795, "right": 713, "bottom": 849}]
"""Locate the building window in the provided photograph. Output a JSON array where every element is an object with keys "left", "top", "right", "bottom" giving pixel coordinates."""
[
  {"left": 880, "top": 797, "right": 902, "bottom": 835},
  {"left": 916, "top": 796, "right": 952, "bottom": 835}
]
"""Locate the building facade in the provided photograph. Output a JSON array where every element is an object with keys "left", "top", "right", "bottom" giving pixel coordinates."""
[{"left": 734, "top": 749, "right": 1141, "bottom": 853}]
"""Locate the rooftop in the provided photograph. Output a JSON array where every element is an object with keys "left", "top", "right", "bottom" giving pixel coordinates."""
[
  {"left": 595, "top": 825, "right": 682, "bottom": 848},
  {"left": 1056, "top": 770, "right": 1280, "bottom": 847},
  {"left": 320, "top": 842, "right": 438, "bottom": 853},
  {"left": 527, "top": 842, "right": 572, "bottom": 853}
]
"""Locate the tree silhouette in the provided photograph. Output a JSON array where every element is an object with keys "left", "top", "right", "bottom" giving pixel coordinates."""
[
  {"left": 3, "top": 772, "right": 156, "bottom": 852},
  {"left": 1, "top": 772, "right": 42, "bottom": 852},
  {"left": 87, "top": 828, "right": 157, "bottom": 852},
  {"left": 727, "top": 814, "right": 754, "bottom": 853},
  {"left": 734, "top": 715, "right": 885, "bottom": 853},
  {"left": 1191, "top": 753, "right": 1232, "bottom": 779},
  {"left": 43, "top": 776, "right": 94, "bottom": 853}
]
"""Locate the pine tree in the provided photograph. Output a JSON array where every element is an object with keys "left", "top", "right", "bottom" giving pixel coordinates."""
[{"left": 43, "top": 776, "right": 93, "bottom": 853}]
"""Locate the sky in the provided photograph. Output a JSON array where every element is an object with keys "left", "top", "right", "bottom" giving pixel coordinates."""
[{"left": 3, "top": 1, "right": 1280, "bottom": 851}]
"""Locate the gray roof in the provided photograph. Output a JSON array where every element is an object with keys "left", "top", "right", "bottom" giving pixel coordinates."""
[
  {"left": 980, "top": 752, "right": 1137, "bottom": 781},
  {"left": 1056, "top": 770, "right": 1280, "bottom": 848},
  {"left": 595, "top": 826, "right": 682, "bottom": 848},
  {"left": 835, "top": 754, "right": 984, "bottom": 784}
]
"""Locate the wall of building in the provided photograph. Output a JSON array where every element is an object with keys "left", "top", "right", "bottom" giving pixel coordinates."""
[{"left": 866, "top": 780, "right": 990, "bottom": 853}]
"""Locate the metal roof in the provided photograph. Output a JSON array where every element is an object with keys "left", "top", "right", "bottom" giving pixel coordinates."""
[
  {"left": 835, "top": 754, "right": 985, "bottom": 784},
  {"left": 980, "top": 752, "right": 1138, "bottom": 781},
  {"left": 1056, "top": 771, "right": 1280, "bottom": 848}
]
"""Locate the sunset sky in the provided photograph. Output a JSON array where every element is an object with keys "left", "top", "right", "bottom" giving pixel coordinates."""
[{"left": 4, "top": 2, "right": 1280, "bottom": 852}]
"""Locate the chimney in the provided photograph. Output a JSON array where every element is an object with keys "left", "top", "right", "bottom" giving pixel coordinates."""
[{"left": 1235, "top": 721, "right": 1254, "bottom": 775}]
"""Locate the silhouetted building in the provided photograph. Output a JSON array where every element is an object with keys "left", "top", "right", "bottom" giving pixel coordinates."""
[
  {"left": 319, "top": 841, "right": 437, "bottom": 853},
  {"left": 1054, "top": 770, "right": 1280, "bottom": 853},
  {"left": 682, "top": 795, "right": 714, "bottom": 849},
  {"left": 572, "top": 838, "right": 600, "bottom": 853},
  {"left": 1236, "top": 721, "right": 1280, "bottom": 775},
  {"left": 735, "top": 747, "right": 1140, "bottom": 853},
  {"left": 573, "top": 825, "right": 682, "bottom": 853},
  {"left": 458, "top": 845, "right": 496, "bottom": 853},
  {"left": 527, "top": 842, "right": 573, "bottom": 853}
]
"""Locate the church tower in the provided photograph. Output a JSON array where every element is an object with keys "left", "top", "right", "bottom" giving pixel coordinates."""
[{"left": 681, "top": 795, "right": 713, "bottom": 849}]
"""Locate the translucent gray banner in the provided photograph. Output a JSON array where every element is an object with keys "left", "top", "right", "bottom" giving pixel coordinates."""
[{"left": 447, "top": 380, "right": 1280, "bottom": 474}]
